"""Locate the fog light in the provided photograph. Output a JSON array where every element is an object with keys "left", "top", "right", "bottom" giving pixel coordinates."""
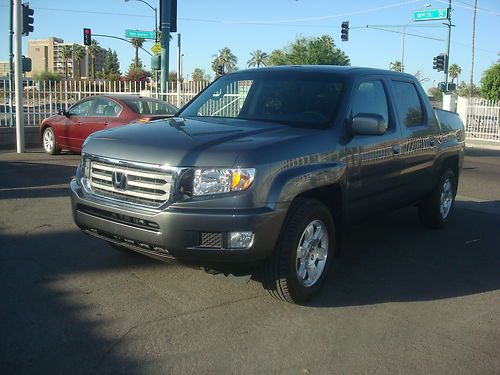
[{"left": 228, "top": 232, "right": 254, "bottom": 249}]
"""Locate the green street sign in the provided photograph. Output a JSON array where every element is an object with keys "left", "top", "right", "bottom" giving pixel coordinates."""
[
  {"left": 412, "top": 8, "right": 448, "bottom": 21},
  {"left": 125, "top": 29, "right": 156, "bottom": 39}
]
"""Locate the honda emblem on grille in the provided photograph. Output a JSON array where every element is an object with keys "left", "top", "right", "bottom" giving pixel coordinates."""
[{"left": 111, "top": 171, "right": 127, "bottom": 190}]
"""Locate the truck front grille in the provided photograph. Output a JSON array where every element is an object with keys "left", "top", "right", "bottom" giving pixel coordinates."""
[{"left": 88, "top": 159, "right": 173, "bottom": 208}]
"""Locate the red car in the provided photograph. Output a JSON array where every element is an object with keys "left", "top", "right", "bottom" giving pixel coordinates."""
[{"left": 40, "top": 95, "right": 177, "bottom": 154}]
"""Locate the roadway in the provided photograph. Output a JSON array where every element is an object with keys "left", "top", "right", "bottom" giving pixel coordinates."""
[{"left": 0, "top": 147, "right": 499, "bottom": 374}]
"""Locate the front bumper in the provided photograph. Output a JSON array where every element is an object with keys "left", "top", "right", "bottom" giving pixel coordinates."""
[{"left": 70, "top": 179, "right": 287, "bottom": 263}]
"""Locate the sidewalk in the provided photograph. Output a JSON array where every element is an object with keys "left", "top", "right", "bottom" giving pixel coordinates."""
[{"left": 465, "top": 139, "right": 500, "bottom": 151}]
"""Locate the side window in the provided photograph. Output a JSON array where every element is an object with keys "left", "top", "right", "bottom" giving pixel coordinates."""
[
  {"left": 351, "top": 80, "right": 389, "bottom": 126},
  {"left": 68, "top": 100, "right": 93, "bottom": 116},
  {"left": 91, "top": 98, "right": 121, "bottom": 117},
  {"left": 392, "top": 81, "right": 424, "bottom": 127}
]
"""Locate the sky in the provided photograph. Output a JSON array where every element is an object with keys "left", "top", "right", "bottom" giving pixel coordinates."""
[{"left": 0, "top": 0, "right": 498, "bottom": 90}]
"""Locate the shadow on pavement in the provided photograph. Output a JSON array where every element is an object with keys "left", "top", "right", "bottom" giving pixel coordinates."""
[
  {"left": 0, "top": 229, "right": 163, "bottom": 374},
  {"left": 311, "top": 201, "right": 500, "bottom": 307},
  {"left": 465, "top": 147, "right": 500, "bottom": 158}
]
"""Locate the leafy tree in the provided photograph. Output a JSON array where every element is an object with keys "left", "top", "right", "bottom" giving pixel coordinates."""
[
  {"left": 448, "top": 63, "right": 462, "bottom": 84},
  {"left": 212, "top": 47, "right": 238, "bottom": 75},
  {"left": 33, "top": 71, "right": 61, "bottom": 81},
  {"left": 73, "top": 44, "right": 85, "bottom": 79},
  {"left": 125, "top": 61, "right": 150, "bottom": 82},
  {"left": 130, "top": 38, "right": 144, "bottom": 68},
  {"left": 88, "top": 39, "right": 100, "bottom": 80},
  {"left": 427, "top": 87, "right": 443, "bottom": 102},
  {"left": 267, "top": 35, "right": 349, "bottom": 66},
  {"left": 60, "top": 45, "right": 73, "bottom": 80},
  {"left": 457, "top": 81, "right": 480, "bottom": 97},
  {"left": 103, "top": 48, "right": 120, "bottom": 80},
  {"left": 191, "top": 68, "right": 208, "bottom": 81},
  {"left": 480, "top": 63, "right": 500, "bottom": 100},
  {"left": 247, "top": 50, "right": 269, "bottom": 68},
  {"left": 389, "top": 60, "right": 403, "bottom": 72}
]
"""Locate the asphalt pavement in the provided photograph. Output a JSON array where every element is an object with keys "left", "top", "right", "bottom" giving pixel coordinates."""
[{"left": 0, "top": 147, "right": 499, "bottom": 374}]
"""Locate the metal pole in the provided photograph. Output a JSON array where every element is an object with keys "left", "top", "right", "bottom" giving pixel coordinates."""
[
  {"left": 444, "top": 0, "right": 452, "bottom": 89},
  {"left": 176, "top": 33, "right": 181, "bottom": 108},
  {"left": 154, "top": 6, "right": 158, "bottom": 43},
  {"left": 470, "top": 0, "right": 477, "bottom": 96},
  {"left": 401, "top": 25, "right": 406, "bottom": 72},
  {"left": 160, "top": 0, "right": 170, "bottom": 95},
  {"left": 8, "top": 0, "right": 14, "bottom": 127},
  {"left": 14, "top": 0, "right": 24, "bottom": 153}
]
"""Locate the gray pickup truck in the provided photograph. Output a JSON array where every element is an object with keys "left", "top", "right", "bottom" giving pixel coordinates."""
[{"left": 71, "top": 66, "right": 465, "bottom": 303}]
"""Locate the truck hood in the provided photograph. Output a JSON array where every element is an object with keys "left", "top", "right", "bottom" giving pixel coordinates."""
[{"left": 82, "top": 117, "right": 314, "bottom": 167}]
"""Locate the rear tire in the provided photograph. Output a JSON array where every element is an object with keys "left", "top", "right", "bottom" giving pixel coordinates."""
[
  {"left": 263, "top": 198, "right": 336, "bottom": 304},
  {"left": 418, "top": 168, "right": 457, "bottom": 229},
  {"left": 42, "top": 127, "right": 61, "bottom": 155}
]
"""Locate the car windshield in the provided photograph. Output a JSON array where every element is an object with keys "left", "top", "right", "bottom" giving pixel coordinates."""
[
  {"left": 179, "top": 70, "right": 344, "bottom": 128},
  {"left": 123, "top": 98, "right": 176, "bottom": 115}
]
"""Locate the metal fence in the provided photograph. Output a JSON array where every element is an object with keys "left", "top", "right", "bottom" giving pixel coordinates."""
[
  {"left": 0, "top": 79, "right": 210, "bottom": 127},
  {"left": 457, "top": 96, "right": 500, "bottom": 142}
]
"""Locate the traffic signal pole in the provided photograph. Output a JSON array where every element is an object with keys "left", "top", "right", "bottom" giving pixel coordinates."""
[
  {"left": 444, "top": 0, "right": 452, "bottom": 89},
  {"left": 14, "top": 0, "right": 24, "bottom": 153},
  {"left": 160, "top": 0, "right": 170, "bottom": 94}
]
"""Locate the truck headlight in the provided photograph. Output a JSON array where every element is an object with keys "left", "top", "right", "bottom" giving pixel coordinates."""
[{"left": 193, "top": 168, "right": 255, "bottom": 196}]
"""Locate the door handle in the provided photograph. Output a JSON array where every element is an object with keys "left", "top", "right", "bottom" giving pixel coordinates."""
[{"left": 392, "top": 144, "right": 401, "bottom": 154}]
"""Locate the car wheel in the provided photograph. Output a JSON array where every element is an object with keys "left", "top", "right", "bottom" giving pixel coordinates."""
[
  {"left": 42, "top": 127, "right": 60, "bottom": 155},
  {"left": 418, "top": 168, "right": 457, "bottom": 229},
  {"left": 263, "top": 198, "right": 336, "bottom": 304}
]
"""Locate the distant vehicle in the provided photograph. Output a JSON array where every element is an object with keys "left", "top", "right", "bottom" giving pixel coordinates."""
[{"left": 40, "top": 95, "right": 178, "bottom": 154}]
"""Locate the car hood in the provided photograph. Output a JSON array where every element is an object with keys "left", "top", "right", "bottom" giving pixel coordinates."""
[{"left": 82, "top": 117, "right": 315, "bottom": 167}]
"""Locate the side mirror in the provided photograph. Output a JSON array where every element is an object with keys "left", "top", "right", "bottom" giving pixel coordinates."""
[
  {"left": 57, "top": 109, "right": 69, "bottom": 117},
  {"left": 351, "top": 113, "right": 387, "bottom": 136}
]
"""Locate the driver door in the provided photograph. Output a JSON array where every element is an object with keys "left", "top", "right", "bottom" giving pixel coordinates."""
[{"left": 65, "top": 98, "right": 95, "bottom": 150}]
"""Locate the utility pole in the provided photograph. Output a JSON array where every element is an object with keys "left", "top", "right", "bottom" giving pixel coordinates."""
[
  {"left": 14, "top": 0, "right": 24, "bottom": 153},
  {"left": 444, "top": 0, "right": 452, "bottom": 89},
  {"left": 176, "top": 33, "right": 181, "bottom": 108},
  {"left": 470, "top": 0, "right": 477, "bottom": 96},
  {"left": 8, "top": 0, "right": 14, "bottom": 127},
  {"left": 160, "top": 0, "right": 171, "bottom": 94}
]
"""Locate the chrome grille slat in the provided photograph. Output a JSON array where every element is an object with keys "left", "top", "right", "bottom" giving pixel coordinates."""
[{"left": 87, "top": 158, "right": 173, "bottom": 208}]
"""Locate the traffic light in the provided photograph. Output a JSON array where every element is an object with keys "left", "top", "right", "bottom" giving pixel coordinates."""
[
  {"left": 83, "top": 28, "right": 92, "bottom": 46},
  {"left": 341, "top": 21, "right": 349, "bottom": 42},
  {"left": 22, "top": 3, "right": 34, "bottom": 36},
  {"left": 433, "top": 54, "right": 446, "bottom": 72},
  {"left": 217, "top": 65, "right": 224, "bottom": 76}
]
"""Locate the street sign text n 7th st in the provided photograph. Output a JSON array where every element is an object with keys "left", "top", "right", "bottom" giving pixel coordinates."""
[
  {"left": 412, "top": 8, "right": 449, "bottom": 22},
  {"left": 125, "top": 29, "right": 156, "bottom": 39}
]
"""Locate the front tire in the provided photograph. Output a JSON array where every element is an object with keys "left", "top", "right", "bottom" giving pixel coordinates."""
[
  {"left": 42, "top": 127, "right": 60, "bottom": 155},
  {"left": 418, "top": 168, "right": 457, "bottom": 229},
  {"left": 263, "top": 199, "right": 336, "bottom": 304}
]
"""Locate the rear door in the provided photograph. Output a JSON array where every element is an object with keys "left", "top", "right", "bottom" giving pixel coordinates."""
[
  {"left": 345, "top": 76, "right": 406, "bottom": 221},
  {"left": 389, "top": 79, "right": 440, "bottom": 202},
  {"left": 72, "top": 98, "right": 123, "bottom": 150}
]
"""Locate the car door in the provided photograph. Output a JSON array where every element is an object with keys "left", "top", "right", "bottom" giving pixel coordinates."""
[
  {"left": 389, "top": 79, "right": 440, "bottom": 202},
  {"left": 73, "top": 98, "right": 124, "bottom": 150},
  {"left": 344, "top": 77, "right": 405, "bottom": 221},
  {"left": 64, "top": 98, "right": 95, "bottom": 150}
]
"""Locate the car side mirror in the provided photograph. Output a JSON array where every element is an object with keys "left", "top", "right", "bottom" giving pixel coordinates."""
[
  {"left": 57, "top": 109, "right": 69, "bottom": 117},
  {"left": 351, "top": 113, "right": 387, "bottom": 136}
]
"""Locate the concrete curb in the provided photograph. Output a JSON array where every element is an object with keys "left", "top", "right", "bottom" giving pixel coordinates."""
[
  {"left": 0, "top": 126, "right": 41, "bottom": 149},
  {"left": 465, "top": 140, "right": 500, "bottom": 151}
]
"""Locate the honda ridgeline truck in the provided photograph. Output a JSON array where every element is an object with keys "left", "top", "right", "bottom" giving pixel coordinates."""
[{"left": 71, "top": 66, "right": 465, "bottom": 303}]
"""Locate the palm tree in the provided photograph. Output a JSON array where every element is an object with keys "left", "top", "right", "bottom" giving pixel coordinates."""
[
  {"left": 130, "top": 38, "right": 144, "bottom": 68},
  {"left": 389, "top": 60, "right": 403, "bottom": 72},
  {"left": 60, "top": 45, "right": 73, "bottom": 80},
  {"left": 212, "top": 47, "right": 238, "bottom": 75},
  {"left": 73, "top": 44, "right": 85, "bottom": 79},
  {"left": 247, "top": 50, "right": 269, "bottom": 68},
  {"left": 88, "top": 39, "right": 100, "bottom": 80},
  {"left": 448, "top": 64, "right": 462, "bottom": 84}
]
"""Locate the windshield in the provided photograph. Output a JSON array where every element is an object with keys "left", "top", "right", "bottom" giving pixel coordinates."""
[
  {"left": 123, "top": 98, "right": 177, "bottom": 115},
  {"left": 179, "top": 71, "right": 344, "bottom": 128}
]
